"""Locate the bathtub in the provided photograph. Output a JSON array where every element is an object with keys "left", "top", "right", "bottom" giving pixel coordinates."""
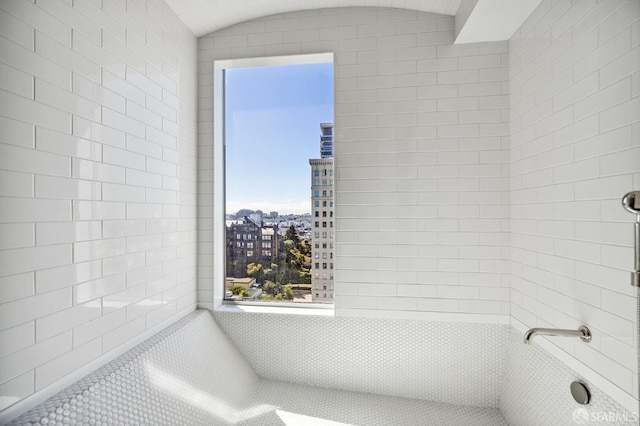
[
  {"left": 6, "top": 310, "right": 634, "bottom": 425},
  {"left": 7, "top": 310, "right": 505, "bottom": 425}
]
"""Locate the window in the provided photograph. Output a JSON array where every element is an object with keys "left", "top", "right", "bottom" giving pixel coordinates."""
[{"left": 214, "top": 52, "right": 334, "bottom": 307}]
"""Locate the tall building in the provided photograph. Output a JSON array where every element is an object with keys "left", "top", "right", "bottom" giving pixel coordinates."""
[{"left": 309, "top": 123, "right": 334, "bottom": 303}]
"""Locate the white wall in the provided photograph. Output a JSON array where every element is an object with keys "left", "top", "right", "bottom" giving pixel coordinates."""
[
  {"left": 0, "top": 0, "right": 198, "bottom": 412},
  {"left": 198, "top": 7, "right": 511, "bottom": 321},
  {"left": 509, "top": 0, "right": 639, "bottom": 403}
]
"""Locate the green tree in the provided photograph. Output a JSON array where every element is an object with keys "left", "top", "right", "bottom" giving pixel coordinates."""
[
  {"left": 246, "top": 262, "right": 264, "bottom": 283},
  {"left": 263, "top": 280, "right": 282, "bottom": 296},
  {"left": 284, "top": 284, "right": 294, "bottom": 300},
  {"left": 285, "top": 225, "right": 300, "bottom": 246},
  {"left": 229, "top": 285, "right": 250, "bottom": 297}
]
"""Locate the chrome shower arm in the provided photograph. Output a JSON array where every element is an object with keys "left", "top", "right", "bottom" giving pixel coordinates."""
[{"left": 523, "top": 326, "right": 592, "bottom": 344}]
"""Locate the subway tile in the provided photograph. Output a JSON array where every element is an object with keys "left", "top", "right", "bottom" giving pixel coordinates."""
[
  {"left": 0, "top": 273, "right": 34, "bottom": 304},
  {"left": 36, "top": 260, "right": 102, "bottom": 294},
  {"left": 0, "top": 0, "right": 71, "bottom": 48},
  {"left": 0, "top": 370, "right": 33, "bottom": 411},
  {"left": 73, "top": 273, "right": 126, "bottom": 305},
  {"left": 0, "top": 197, "right": 71, "bottom": 224},
  {"left": 0, "top": 8, "right": 33, "bottom": 50},
  {"left": 72, "top": 158, "right": 125, "bottom": 184},
  {"left": 0, "top": 334, "right": 68, "bottom": 390},
  {"left": 0, "top": 115, "right": 34, "bottom": 149},
  {"left": 35, "top": 175, "right": 101, "bottom": 200},
  {"left": 0, "top": 89, "right": 71, "bottom": 134},
  {"left": 103, "top": 252, "right": 146, "bottom": 276},
  {"left": 73, "top": 73, "right": 125, "bottom": 114},
  {"left": 73, "top": 200, "right": 126, "bottom": 221},
  {"left": 73, "top": 238, "right": 127, "bottom": 263},
  {"left": 36, "top": 221, "right": 102, "bottom": 246},
  {"left": 103, "top": 145, "right": 146, "bottom": 171},
  {"left": 36, "top": 127, "right": 102, "bottom": 162},
  {"left": 35, "top": 300, "right": 101, "bottom": 342},
  {"left": 73, "top": 117, "right": 126, "bottom": 149},
  {"left": 0, "top": 170, "right": 33, "bottom": 197},
  {"left": 35, "top": 31, "right": 100, "bottom": 84},
  {"left": 0, "top": 144, "right": 70, "bottom": 177},
  {"left": 0, "top": 36, "right": 70, "bottom": 91},
  {"left": 102, "top": 107, "right": 145, "bottom": 139},
  {"left": 0, "top": 244, "right": 72, "bottom": 277},
  {"left": 0, "top": 223, "right": 34, "bottom": 250},
  {"left": 102, "top": 316, "right": 145, "bottom": 353},
  {"left": 0, "top": 288, "right": 71, "bottom": 331},
  {"left": 35, "top": 338, "right": 101, "bottom": 391},
  {"left": 0, "top": 61, "right": 33, "bottom": 99}
]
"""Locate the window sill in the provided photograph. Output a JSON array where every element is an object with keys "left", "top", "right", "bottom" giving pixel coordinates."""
[{"left": 215, "top": 302, "right": 334, "bottom": 316}]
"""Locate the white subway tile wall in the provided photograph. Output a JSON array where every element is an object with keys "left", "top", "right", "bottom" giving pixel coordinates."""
[
  {"left": 510, "top": 0, "right": 639, "bottom": 401},
  {"left": 197, "top": 7, "right": 511, "bottom": 318},
  {"left": 0, "top": 0, "right": 197, "bottom": 412}
]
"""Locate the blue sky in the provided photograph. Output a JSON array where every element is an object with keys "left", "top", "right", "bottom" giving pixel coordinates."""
[{"left": 225, "top": 62, "right": 333, "bottom": 215}]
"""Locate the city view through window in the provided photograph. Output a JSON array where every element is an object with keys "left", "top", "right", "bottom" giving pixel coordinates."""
[{"left": 224, "top": 60, "right": 334, "bottom": 304}]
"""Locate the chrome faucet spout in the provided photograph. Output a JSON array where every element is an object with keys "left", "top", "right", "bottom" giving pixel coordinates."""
[{"left": 523, "top": 326, "right": 592, "bottom": 344}]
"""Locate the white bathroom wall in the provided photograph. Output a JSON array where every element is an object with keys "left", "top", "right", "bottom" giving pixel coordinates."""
[
  {"left": 0, "top": 0, "right": 198, "bottom": 412},
  {"left": 197, "top": 7, "right": 511, "bottom": 320},
  {"left": 509, "top": 0, "right": 639, "bottom": 403}
]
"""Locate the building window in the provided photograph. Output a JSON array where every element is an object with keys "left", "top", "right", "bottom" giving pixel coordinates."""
[{"left": 216, "top": 52, "right": 334, "bottom": 307}]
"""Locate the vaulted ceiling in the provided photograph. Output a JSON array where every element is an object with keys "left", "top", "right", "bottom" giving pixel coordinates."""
[{"left": 163, "top": 0, "right": 465, "bottom": 37}]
